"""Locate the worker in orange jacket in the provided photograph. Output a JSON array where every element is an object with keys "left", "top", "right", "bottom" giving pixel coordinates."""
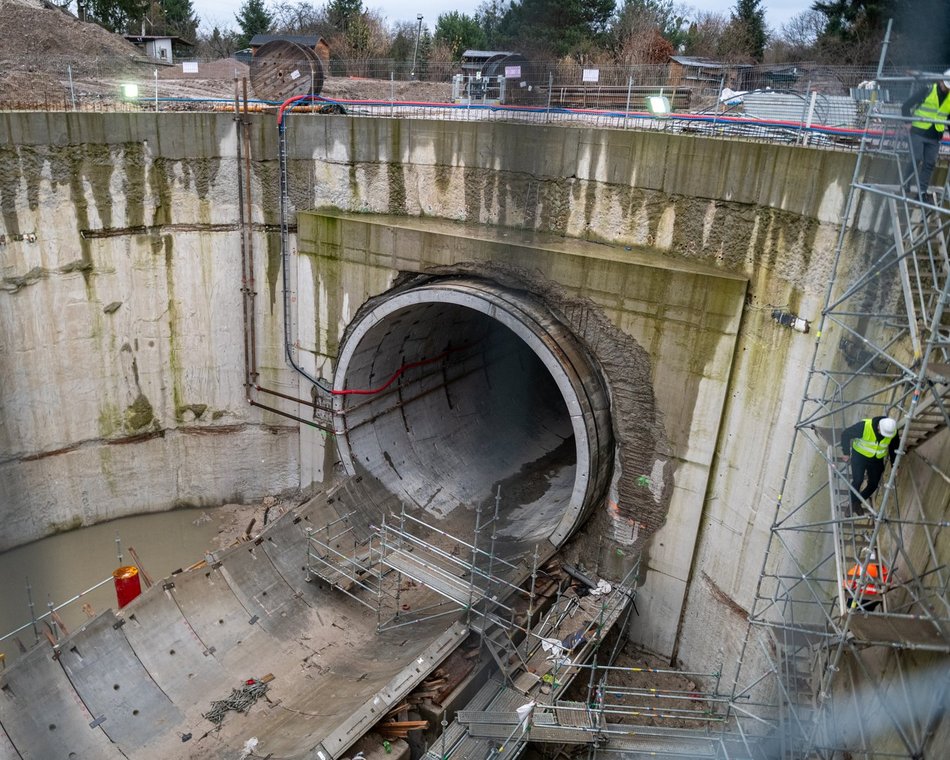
[{"left": 843, "top": 551, "right": 889, "bottom": 612}]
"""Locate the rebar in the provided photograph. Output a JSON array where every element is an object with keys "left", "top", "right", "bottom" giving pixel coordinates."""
[{"left": 203, "top": 679, "right": 269, "bottom": 725}]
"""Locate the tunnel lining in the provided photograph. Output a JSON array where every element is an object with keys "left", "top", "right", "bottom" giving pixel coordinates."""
[{"left": 333, "top": 278, "right": 611, "bottom": 549}]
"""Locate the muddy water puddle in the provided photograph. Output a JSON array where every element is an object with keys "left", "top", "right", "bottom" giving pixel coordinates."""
[{"left": 0, "top": 507, "right": 245, "bottom": 662}]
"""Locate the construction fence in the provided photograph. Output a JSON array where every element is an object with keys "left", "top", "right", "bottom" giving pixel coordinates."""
[{"left": 4, "top": 53, "right": 942, "bottom": 152}]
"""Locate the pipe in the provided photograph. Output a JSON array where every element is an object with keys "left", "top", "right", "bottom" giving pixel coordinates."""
[
  {"left": 243, "top": 78, "right": 259, "bottom": 385},
  {"left": 332, "top": 350, "right": 453, "bottom": 396},
  {"left": 276, "top": 94, "right": 333, "bottom": 394},
  {"left": 255, "top": 384, "right": 320, "bottom": 408},
  {"left": 249, "top": 400, "right": 333, "bottom": 431},
  {"left": 563, "top": 562, "right": 599, "bottom": 590},
  {"left": 235, "top": 80, "right": 252, "bottom": 394},
  {"left": 239, "top": 89, "right": 337, "bottom": 427}
]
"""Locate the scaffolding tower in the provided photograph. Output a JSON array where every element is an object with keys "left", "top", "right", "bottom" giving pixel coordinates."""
[{"left": 725, "top": 40, "right": 950, "bottom": 760}]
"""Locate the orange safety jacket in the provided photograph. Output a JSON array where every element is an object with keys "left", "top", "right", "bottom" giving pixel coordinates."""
[{"left": 844, "top": 562, "right": 889, "bottom": 596}]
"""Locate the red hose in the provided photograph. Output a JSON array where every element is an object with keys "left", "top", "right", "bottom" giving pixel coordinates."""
[{"left": 332, "top": 351, "right": 452, "bottom": 396}]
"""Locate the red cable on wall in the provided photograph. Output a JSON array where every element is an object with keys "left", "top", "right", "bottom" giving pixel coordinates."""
[{"left": 332, "top": 351, "right": 453, "bottom": 396}]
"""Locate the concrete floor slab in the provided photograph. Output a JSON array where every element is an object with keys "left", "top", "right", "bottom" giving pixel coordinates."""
[
  {"left": 120, "top": 586, "right": 226, "bottom": 705},
  {"left": 57, "top": 610, "right": 181, "bottom": 752},
  {"left": 0, "top": 642, "right": 123, "bottom": 760}
]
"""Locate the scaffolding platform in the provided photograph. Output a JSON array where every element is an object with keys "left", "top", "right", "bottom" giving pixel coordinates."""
[
  {"left": 461, "top": 714, "right": 599, "bottom": 745},
  {"left": 847, "top": 614, "right": 949, "bottom": 651},
  {"left": 425, "top": 572, "right": 637, "bottom": 760},
  {"left": 383, "top": 548, "right": 484, "bottom": 608},
  {"left": 603, "top": 725, "right": 721, "bottom": 758},
  {"left": 727, "top": 60, "right": 950, "bottom": 759}
]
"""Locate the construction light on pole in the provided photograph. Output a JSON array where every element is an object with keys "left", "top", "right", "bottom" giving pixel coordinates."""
[
  {"left": 645, "top": 95, "right": 671, "bottom": 117},
  {"left": 410, "top": 14, "right": 423, "bottom": 81}
]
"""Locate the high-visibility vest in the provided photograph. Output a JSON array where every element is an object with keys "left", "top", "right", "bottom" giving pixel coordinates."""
[
  {"left": 852, "top": 419, "right": 893, "bottom": 459},
  {"left": 911, "top": 84, "right": 950, "bottom": 132},
  {"left": 844, "top": 562, "right": 888, "bottom": 596}
]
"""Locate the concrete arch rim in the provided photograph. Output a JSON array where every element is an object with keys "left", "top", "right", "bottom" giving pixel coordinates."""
[{"left": 331, "top": 277, "right": 612, "bottom": 547}]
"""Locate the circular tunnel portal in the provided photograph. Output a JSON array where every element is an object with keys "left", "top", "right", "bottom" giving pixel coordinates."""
[{"left": 333, "top": 277, "right": 613, "bottom": 555}]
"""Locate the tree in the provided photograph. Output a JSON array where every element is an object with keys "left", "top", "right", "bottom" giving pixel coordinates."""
[
  {"left": 769, "top": 9, "right": 823, "bottom": 61},
  {"left": 475, "top": 0, "right": 509, "bottom": 49},
  {"left": 235, "top": 0, "right": 273, "bottom": 48},
  {"left": 721, "top": 0, "right": 767, "bottom": 62},
  {"left": 811, "top": 0, "right": 893, "bottom": 64},
  {"left": 387, "top": 21, "right": 417, "bottom": 61},
  {"left": 499, "top": 0, "right": 616, "bottom": 59},
  {"left": 434, "top": 11, "right": 486, "bottom": 60},
  {"left": 271, "top": 1, "right": 330, "bottom": 35},
  {"left": 201, "top": 25, "right": 240, "bottom": 57},
  {"left": 682, "top": 11, "right": 727, "bottom": 57},
  {"left": 146, "top": 0, "right": 199, "bottom": 40},
  {"left": 326, "top": 7, "right": 389, "bottom": 76},
  {"left": 326, "top": 0, "right": 363, "bottom": 32},
  {"left": 87, "top": 0, "right": 148, "bottom": 32},
  {"left": 415, "top": 28, "right": 434, "bottom": 78},
  {"left": 610, "top": 0, "right": 686, "bottom": 65}
]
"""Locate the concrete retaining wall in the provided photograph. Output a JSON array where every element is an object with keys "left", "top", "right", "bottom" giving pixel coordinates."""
[
  {"left": 0, "top": 111, "right": 896, "bottom": 674},
  {"left": 0, "top": 114, "right": 299, "bottom": 551}
]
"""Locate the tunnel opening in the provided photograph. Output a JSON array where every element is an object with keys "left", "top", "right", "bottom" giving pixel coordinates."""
[{"left": 333, "top": 277, "right": 613, "bottom": 557}]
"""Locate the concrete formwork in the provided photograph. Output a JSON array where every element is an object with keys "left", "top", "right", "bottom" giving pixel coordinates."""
[
  {"left": 57, "top": 610, "right": 182, "bottom": 752},
  {"left": 0, "top": 642, "right": 124, "bottom": 759},
  {"left": 119, "top": 587, "right": 226, "bottom": 704}
]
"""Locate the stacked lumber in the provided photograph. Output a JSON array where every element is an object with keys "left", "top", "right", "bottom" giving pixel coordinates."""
[{"left": 376, "top": 701, "right": 428, "bottom": 739}]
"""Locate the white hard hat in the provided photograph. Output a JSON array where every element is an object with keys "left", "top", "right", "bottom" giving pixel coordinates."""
[
  {"left": 879, "top": 417, "right": 897, "bottom": 437},
  {"left": 868, "top": 549, "right": 878, "bottom": 562},
  {"left": 943, "top": 69, "right": 950, "bottom": 88}
]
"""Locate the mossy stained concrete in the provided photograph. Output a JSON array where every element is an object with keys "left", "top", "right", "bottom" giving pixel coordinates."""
[
  {"left": 0, "top": 113, "right": 296, "bottom": 551},
  {"left": 0, "top": 111, "right": 903, "bottom": 667},
  {"left": 299, "top": 211, "right": 747, "bottom": 657}
]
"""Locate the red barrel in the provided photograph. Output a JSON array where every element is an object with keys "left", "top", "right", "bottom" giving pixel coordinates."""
[{"left": 113, "top": 566, "right": 142, "bottom": 609}]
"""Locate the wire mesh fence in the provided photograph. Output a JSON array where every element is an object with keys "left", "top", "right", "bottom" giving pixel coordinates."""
[{"left": 3, "top": 52, "right": 944, "bottom": 154}]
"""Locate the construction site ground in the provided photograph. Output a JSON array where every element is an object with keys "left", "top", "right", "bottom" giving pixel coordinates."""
[{"left": 0, "top": 0, "right": 452, "bottom": 109}]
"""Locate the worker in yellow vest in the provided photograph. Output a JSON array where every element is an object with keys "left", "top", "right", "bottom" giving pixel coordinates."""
[
  {"left": 901, "top": 70, "right": 950, "bottom": 204},
  {"left": 840, "top": 416, "right": 898, "bottom": 516},
  {"left": 843, "top": 550, "right": 889, "bottom": 612}
]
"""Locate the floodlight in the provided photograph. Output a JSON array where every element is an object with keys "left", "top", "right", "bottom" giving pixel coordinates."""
[
  {"left": 121, "top": 83, "right": 140, "bottom": 99},
  {"left": 646, "top": 95, "right": 671, "bottom": 116}
]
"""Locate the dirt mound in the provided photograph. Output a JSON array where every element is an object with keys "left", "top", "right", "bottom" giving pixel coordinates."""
[
  {"left": 158, "top": 59, "right": 250, "bottom": 81},
  {"left": 0, "top": 0, "right": 152, "bottom": 105},
  {"left": 0, "top": 0, "right": 147, "bottom": 73},
  {"left": 321, "top": 79, "right": 452, "bottom": 103},
  {"left": 0, "top": 0, "right": 453, "bottom": 108}
]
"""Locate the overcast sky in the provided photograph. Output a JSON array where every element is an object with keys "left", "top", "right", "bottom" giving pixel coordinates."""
[{"left": 195, "top": 0, "right": 808, "bottom": 36}]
